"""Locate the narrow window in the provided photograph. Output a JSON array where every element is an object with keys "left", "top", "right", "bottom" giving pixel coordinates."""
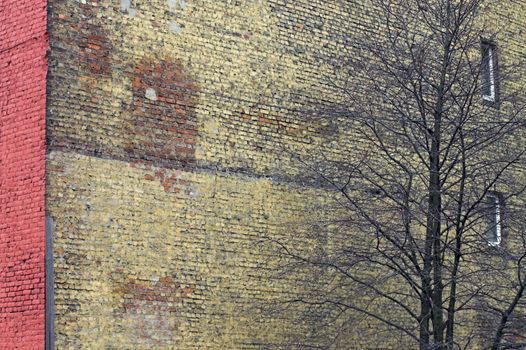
[
  {"left": 482, "top": 41, "right": 497, "bottom": 103},
  {"left": 486, "top": 193, "right": 501, "bottom": 246}
]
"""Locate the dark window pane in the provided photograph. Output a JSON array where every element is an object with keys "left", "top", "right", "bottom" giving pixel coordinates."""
[
  {"left": 482, "top": 47, "right": 492, "bottom": 96},
  {"left": 486, "top": 195, "right": 501, "bottom": 245},
  {"left": 481, "top": 42, "right": 496, "bottom": 101}
]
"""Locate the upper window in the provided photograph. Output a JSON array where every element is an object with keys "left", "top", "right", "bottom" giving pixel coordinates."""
[
  {"left": 486, "top": 193, "right": 502, "bottom": 246},
  {"left": 481, "top": 41, "right": 497, "bottom": 103}
]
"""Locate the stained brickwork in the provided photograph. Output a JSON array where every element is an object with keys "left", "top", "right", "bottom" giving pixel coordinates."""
[
  {"left": 43, "top": 0, "right": 526, "bottom": 349},
  {"left": 42, "top": 0, "right": 366, "bottom": 346},
  {"left": 46, "top": 151, "right": 326, "bottom": 348},
  {"left": 0, "top": 0, "right": 48, "bottom": 348}
]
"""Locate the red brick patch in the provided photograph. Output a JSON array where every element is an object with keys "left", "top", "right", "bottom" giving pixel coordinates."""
[{"left": 125, "top": 59, "right": 199, "bottom": 165}]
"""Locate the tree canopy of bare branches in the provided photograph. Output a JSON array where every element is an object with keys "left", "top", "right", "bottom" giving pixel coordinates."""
[{"left": 267, "top": 1, "right": 526, "bottom": 349}]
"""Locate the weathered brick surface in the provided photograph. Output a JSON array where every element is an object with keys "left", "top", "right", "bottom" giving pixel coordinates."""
[
  {"left": 44, "top": 0, "right": 526, "bottom": 349},
  {"left": 0, "top": 0, "right": 48, "bottom": 348},
  {"left": 43, "top": 2, "right": 367, "bottom": 347},
  {"left": 46, "top": 151, "right": 324, "bottom": 348}
]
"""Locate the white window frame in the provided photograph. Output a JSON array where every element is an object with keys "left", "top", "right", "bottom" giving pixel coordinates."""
[
  {"left": 487, "top": 194, "right": 501, "bottom": 246},
  {"left": 483, "top": 44, "right": 496, "bottom": 102}
]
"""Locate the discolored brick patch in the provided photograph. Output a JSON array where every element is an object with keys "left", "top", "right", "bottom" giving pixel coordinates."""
[
  {"left": 114, "top": 275, "right": 195, "bottom": 345},
  {"left": 125, "top": 59, "right": 199, "bottom": 166},
  {"left": 78, "top": 4, "right": 113, "bottom": 76}
]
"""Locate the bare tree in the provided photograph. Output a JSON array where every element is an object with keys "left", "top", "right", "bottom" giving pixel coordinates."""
[{"left": 265, "top": 1, "right": 526, "bottom": 349}]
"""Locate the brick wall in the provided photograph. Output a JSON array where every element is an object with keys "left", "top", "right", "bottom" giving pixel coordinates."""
[
  {"left": 46, "top": 1, "right": 347, "bottom": 347},
  {"left": 44, "top": 0, "right": 526, "bottom": 348},
  {"left": 0, "top": 0, "right": 48, "bottom": 348}
]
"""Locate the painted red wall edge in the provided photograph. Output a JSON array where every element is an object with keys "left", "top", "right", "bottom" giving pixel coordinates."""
[{"left": 0, "top": 0, "right": 48, "bottom": 348}]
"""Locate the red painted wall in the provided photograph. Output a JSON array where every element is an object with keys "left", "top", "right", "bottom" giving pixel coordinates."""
[{"left": 0, "top": 0, "right": 48, "bottom": 348}]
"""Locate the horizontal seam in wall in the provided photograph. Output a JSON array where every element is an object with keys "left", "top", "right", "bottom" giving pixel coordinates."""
[{"left": 46, "top": 148, "right": 332, "bottom": 191}]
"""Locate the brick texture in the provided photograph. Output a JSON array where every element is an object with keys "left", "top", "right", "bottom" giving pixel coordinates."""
[
  {"left": 43, "top": 0, "right": 526, "bottom": 349},
  {"left": 0, "top": 0, "right": 48, "bottom": 349}
]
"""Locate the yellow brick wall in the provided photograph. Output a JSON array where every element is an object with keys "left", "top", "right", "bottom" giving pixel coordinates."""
[
  {"left": 45, "top": 0, "right": 526, "bottom": 348},
  {"left": 47, "top": 151, "right": 331, "bottom": 348}
]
